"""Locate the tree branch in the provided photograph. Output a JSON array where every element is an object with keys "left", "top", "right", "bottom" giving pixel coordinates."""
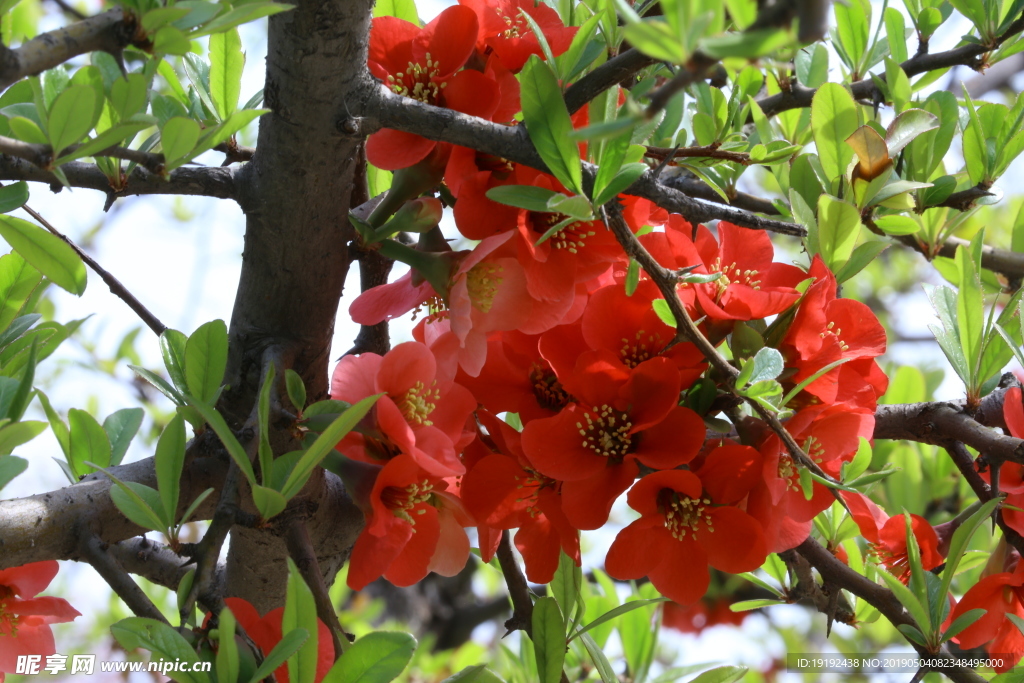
[
  {"left": 495, "top": 531, "right": 534, "bottom": 637},
  {"left": 0, "top": 136, "right": 167, "bottom": 175},
  {"left": 349, "top": 82, "right": 805, "bottom": 236},
  {"left": 22, "top": 202, "right": 167, "bottom": 336},
  {"left": 645, "top": 145, "right": 751, "bottom": 165},
  {"left": 661, "top": 173, "right": 781, "bottom": 215},
  {"left": 0, "top": 8, "right": 147, "bottom": 93},
  {"left": 755, "top": 11, "right": 1024, "bottom": 118},
  {"left": 107, "top": 537, "right": 200, "bottom": 593},
  {"left": 78, "top": 531, "right": 169, "bottom": 624},
  {"left": 563, "top": 48, "right": 655, "bottom": 115},
  {"left": 873, "top": 399, "right": 1024, "bottom": 465},
  {"left": 896, "top": 232, "right": 1024, "bottom": 286},
  {"left": 282, "top": 517, "right": 348, "bottom": 657},
  {"left": 796, "top": 537, "right": 988, "bottom": 683},
  {"left": 0, "top": 156, "right": 239, "bottom": 202}
]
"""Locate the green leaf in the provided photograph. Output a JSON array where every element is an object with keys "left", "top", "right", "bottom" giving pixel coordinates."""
[
  {"left": 285, "top": 369, "right": 306, "bottom": 412},
  {"left": 69, "top": 408, "right": 111, "bottom": 475},
  {"left": 0, "top": 252, "right": 42, "bottom": 332},
  {"left": 549, "top": 550, "right": 583, "bottom": 630},
  {"left": 579, "top": 632, "right": 617, "bottom": 683},
  {"left": 943, "top": 608, "right": 985, "bottom": 642},
  {"left": 0, "top": 215, "right": 86, "bottom": 295},
  {"left": 878, "top": 568, "right": 931, "bottom": 633},
  {"left": 438, "top": 665, "right": 506, "bottom": 683},
  {"left": 209, "top": 28, "right": 245, "bottom": 120},
  {"left": 160, "top": 328, "right": 190, "bottom": 394},
  {"left": 486, "top": 185, "right": 562, "bottom": 212},
  {"left": 130, "top": 365, "right": 186, "bottom": 405},
  {"left": 532, "top": 597, "right": 566, "bottom": 683},
  {"left": 729, "top": 598, "right": 787, "bottom": 611},
  {"left": 885, "top": 108, "right": 939, "bottom": 156},
  {"left": 161, "top": 116, "right": 201, "bottom": 164},
  {"left": 215, "top": 607, "right": 240, "bottom": 683},
  {"left": 192, "top": 3, "right": 294, "bottom": 37},
  {"left": 109, "top": 480, "right": 169, "bottom": 533},
  {"left": 0, "top": 454, "right": 26, "bottom": 491},
  {"left": 885, "top": 7, "right": 908, "bottom": 63},
  {"left": 0, "top": 181, "right": 27, "bottom": 213},
  {"left": 0, "top": 420, "right": 45, "bottom": 455},
  {"left": 8, "top": 116, "right": 48, "bottom": 145},
  {"left": 570, "top": 598, "right": 667, "bottom": 642},
  {"left": 373, "top": 0, "right": 419, "bottom": 23},
  {"left": 834, "top": 241, "right": 889, "bottom": 283},
  {"left": 816, "top": 195, "right": 860, "bottom": 272},
  {"left": 811, "top": 83, "right": 858, "bottom": 183},
  {"left": 700, "top": 28, "right": 791, "bottom": 59},
  {"left": 520, "top": 55, "right": 584, "bottom": 196},
  {"left": 322, "top": 631, "right": 416, "bottom": 683},
  {"left": 110, "top": 618, "right": 204, "bottom": 683},
  {"left": 153, "top": 25, "right": 192, "bottom": 55},
  {"left": 593, "top": 163, "right": 647, "bottom": 207},
  {"left": 280, "top": 393, "right": 381, "bottom": 500},
  {"left": 155, "top": 413, "right": 187, "bottom": 523},
  {"left": 689, "top": 666, "right": 748, "bottom": 683},
  {"left": 187, "top": 400, "right": 257, "bottom": 486},
  {"left": 47, "top": 85, "right": 96, "bottom": 154},
  {"left": 622, "top": 20, "right": 686, "bottom": 63},
  {"left": 939, "top": 497, "right": 1000, "bottom": 606},
  {"left": 874, "top": 215, "right": 920, "bottom": 235},
  {"left": 741, "top": 347, "right": 784, "bottom": 386},
  {"left": 283, "top": 558, "right": 319, "bottom": 683},
  {"left": 185, "top": 319, "right": 228, "bottom": 403},
  {"left": 5, "top": 337, "right": 35, "bottom": 422},
  {"left": 927, "top": 285, "right": 970, "bottom": 384},
  {"left": 962, "top": 89, "right": 989, "bottom": 185},
  {"left": 247, "top": 629, "right": 309, "bottom": 683}
]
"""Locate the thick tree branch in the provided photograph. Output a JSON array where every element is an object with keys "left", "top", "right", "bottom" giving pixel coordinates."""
[
  {"left": 283, "top": 517, "right": 348, "bottom": 657},
  {"left": 0, "top": 156, "right": 239, "bottom": 201},
  {"left": 22, "top": 202, "right": 167, "bottom": 336},
  {"left": 78, "top": 532, "right": 169, "bottom": 624},
  {"left": 796, "top": 538, "right": 988, "bottom": 683},
  {"left": 563, "top": 48, "right": 655, "bottom": 114},
  {"left": 0, "top": 135, "right": 166, "bottom": 175},
  {"left": 0, "top": 8, "right": 146, "bottom": 93},
  {"left": 107, "top": 537, "right": 200, "bottom": 593},
  {"left": 874, "top": 399, "right": 1024, "bottom": 465},
  {"left": 349, "top": 82, "right": 806, "bottom": 236},
  {"left": 896, "top": 233, "right": 1024, "bottom": 285},
  {"left": 0, "top": 442, "right": 226, "bottom": 569},
  {"left": 755, "top": 12, "right": 1024, "bottom": 118}
]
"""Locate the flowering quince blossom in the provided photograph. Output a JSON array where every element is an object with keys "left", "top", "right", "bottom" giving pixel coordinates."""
[
  {"left": 217, "top": 598, "right": 334, "bottom": 683},
  {"left": 367, "top": 6, "right": 516, "bottom": 170},
  {"left": 461, "top": 411, "right": 580, "bottom": 583},
  {"left": 346, "top": 453, "right": 473, "bottom": 590},
  {"left": 842, "top": 492, "right": 943, "bottom": 582},
  {"left": 522, "top": 353, "right": 705, "bottom": 529},
  {"left": 605, "top": 466, "right": 768, "bottom": 605},
  {"left": 0, "top": 561, "right": 80, "bottom": 679},
  {"left": 951, "top": 555, "right": 1024, "bottom": 672},
  {"left": 459, "top": 0, "right": 577, "bottom": 72},
  {"left": 989, "top": 387, "right": 1024, "bottom": 535},
  {"left": 331, "top": 341, "right": 475, "bottom": 476}
]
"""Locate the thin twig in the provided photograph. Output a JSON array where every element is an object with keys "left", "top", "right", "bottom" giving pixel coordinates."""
[
  {"left": 563, "top": 48, "right": 655, "bottom": 115},
  {"left": 645, "top": 145, "right": 751, "bottom": 165},
  {"left": 943, "top": 441, "right": 1024, "bottom": 555},
  {"left": 495, "top": 531, "right": 534, "bottom": 637},
  {"left": 22, "top": 202, "right": 167, "bottom": 336},
  {"left": 282, "top": 517, "right": 348, "bottom": 657},
  {"left": 79, "top": 531, "right": 169, "bottom": 623}
]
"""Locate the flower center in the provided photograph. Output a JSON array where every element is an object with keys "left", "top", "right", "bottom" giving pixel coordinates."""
[
  {"left": 660, "top": 490, "right": 714, "bottom": 540},
  {"left": 619, "top": 329, "right": 662, "bottom": 368},
  {"left": 709, "top": 259, "right": 762, "bottom": 302},
  {"left": 412, "top": 294, "right": 449, "bottom": 323},
  {"left": 530, "top": 213, "right": 598, "bottom": 254},
  {"left": 0, "top": 586, "right": 21, "bottom": 636},
  {"left": 467, "top": 262, "right": 504, "bottom": 313},
  {"left": 529, "top": 364, "right": 572, "bottom": 411},
  {"left": 576, "top": 404, "right": 633, "bottom": 462},
  {"left": 475, "top": 152, "right": 514, "bottom": 178},
  {"left": 819, "top": 321, "right": 850, "bottom": 352},
  {"left": 497, "top": 7, "right": 532, "bottom": 38},
  {"left": 777, "top": 454, "right": 801, "bottom": 492},
  {"left": 400, "top": 381, "right": 440, "bottom": 426},
  {"left": 515, "top": 469, "right": 557, "bottom": 517},
  {"left": 380, "top": 479, "right": 435, "bottom": 526},
  {"left": 387, "top": 56, "right": 447, "bottom": 105}
]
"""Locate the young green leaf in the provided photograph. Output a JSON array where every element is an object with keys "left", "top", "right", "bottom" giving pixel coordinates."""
[
  {"left": 69, "top": 408, "right": 111, "bottom": 475},
  {"left": 160, "top": 328, "right": 190, "bottom": 394},
  {"left": 47, "top": 85, "right": 97, "bottom": 154},
  {"left": 103, "top": 407, "right": 144, "bottom": 467},
  {"left": 155, "top": 413, "right": 186, "bottom": 523},
  {"left": 520, "top": 55, "right": 584, "bottom": 196},
  {"left": 811, "top": 83, "right": 858, "bottom": 183},
  {"left": 209, "top": 27, "right": 245, "bottom": 120},
  {"left": 321, "top": 631, "right": 417, "bottom": 683},
  {"left": 532, "top": 597, "right": 566, "bottom": 683},
  {"left": 185, "top": 319, "right": 228, "bottom": 404},
  {"left": 285, "top": 369, "right": 306, "bottom": 412},
  {"left": 283, "top": 557, "right": 319, "bottom": 683},
  {"left": 0, "top": 216, "right": 86, "bottom": 295}
]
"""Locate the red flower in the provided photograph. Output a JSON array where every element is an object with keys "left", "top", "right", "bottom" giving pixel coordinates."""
[
  {"left": 367, "top": 6, "right": 507, "bottom": 170},
  {"left": 459, "top": 0, "right": 578, "bottom": 72},
  {"left": 662, "top": 598, "right": 749, "bottom": 633},
  {"left": 461, "top": 411, "right": 580, "bottom": 583},
  {"left": 605, "top": 468, "right": 768, "bottom": 605},
  {"left": 331, "top": 341, "right": 475, "bottom": 476},
  {"left": 951, "top": 559, "right": 1024, "bottom": 672},
  {"left": 0, "top": 561, "right": 80, "bottom": 677},
  {"left": 779, "top": 256, "right": 887, "bottom": 407},
  {"left": 347, "top": 454, "right": 472, "bottom": 590},
  {"left": 220, "top": 598, "right": 334, "bottom": 683},
  {"left": 843, "top": 492, "right": 943, "bottom": 583},
  {"left": 522, "top": 354, "right": 705, "bottom": 529},
  {"left": 643, "top": 217, "right": 805, "bottom": 338}
]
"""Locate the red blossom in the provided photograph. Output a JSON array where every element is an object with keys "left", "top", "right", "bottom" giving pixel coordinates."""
[
  {"left": 220, "top": 598, "right": 334, "bottom": 683},
  {"left": 459, "top": 0, "right": 577, "bottom": 71},
  {"left": 605, "top": 468, "right": 768, "bottom": 605},
  {"left": 951, "top": 559, "right": 1024, "bottom": 672},
  {"left": 521, "top": 354, "right": 705, "bottom": 529},
  {"left": 0, "top": 561, "right": 80, "bottom": 677},
  {"left": 843, "top": 492, "right": 943, "bottom": 582},
  {"left": 347, "top": 454, "right": 472, "bottom": 590}
]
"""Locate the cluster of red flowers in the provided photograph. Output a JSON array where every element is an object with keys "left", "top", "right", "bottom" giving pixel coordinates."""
[{"left": 333, "top": 2, "right": 895, "bottom": 606}]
